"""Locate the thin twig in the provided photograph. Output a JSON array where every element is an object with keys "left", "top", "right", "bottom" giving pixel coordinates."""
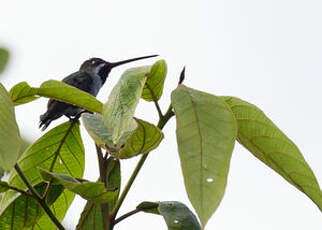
[
  {"left": 14, "top": 164, "right": 65, "bottom": 230},
  {"left": 114, "top": 209, "right": 141, "bottom": 225},
  {"left": 0, "top": 183, "right": 33, "bottom": 198}
]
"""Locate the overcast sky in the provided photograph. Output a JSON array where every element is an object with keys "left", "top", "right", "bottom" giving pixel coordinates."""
[{"left": 1, "top": 1, "right": 322, "bottom": 229}]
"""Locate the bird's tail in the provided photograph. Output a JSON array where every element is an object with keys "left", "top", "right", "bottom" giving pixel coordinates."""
[{"left": 39, "top": 113, "right": 52, "bottom": 131}]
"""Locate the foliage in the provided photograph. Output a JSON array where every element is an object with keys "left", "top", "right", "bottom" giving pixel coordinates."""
[{"left": 0, "top": 51, "right": 321, "bottom": 230}]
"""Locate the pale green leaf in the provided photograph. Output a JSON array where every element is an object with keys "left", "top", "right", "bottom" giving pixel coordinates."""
[
  {"left": 0, "top": 183, "right": 63, "bottom": 230},
  {"left": 103, "top": 66, "right": 149, "bottom": 144},
  {"left": 0, "top": 121, "right": 85, "bottom": 228},
  {"left": 0, "top": 48, "right": 9, "bottom": 74},
  {"left": 39, "top": 169, "right": 118, "bottom": 203},
  {"left": 0, "top": 83, "right": 21, "bottom": 171},
  {"left": 9, "top": 82, "right": 39, "bottom": 106},
  {"left": 142, "top": 60, "right": 167, "bottom": 101},
  {"left": 117, "top": 118, "right": 163, "bottom": 159},
  {"left": 38, "top": 80, "right": 103, "bottom": 113},
  {"left": 82, "top": 113, "right": 134, "bottom": 150},
  {"left": 171, "top": 85, "right": 237, "bottom": 227},
  {"left": 222, "top": 96, "right": 322, "bottom": 210}
]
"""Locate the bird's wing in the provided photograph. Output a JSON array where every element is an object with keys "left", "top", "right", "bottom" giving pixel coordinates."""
[{"left": 62, "top": 70, "right": 93, "bottom": 93}]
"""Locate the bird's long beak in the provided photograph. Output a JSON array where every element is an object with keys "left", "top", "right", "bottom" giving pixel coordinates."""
[{"left": 110, "top": 55, "right": 158, "bottom": 68}]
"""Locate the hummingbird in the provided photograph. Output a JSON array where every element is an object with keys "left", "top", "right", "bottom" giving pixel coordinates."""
[{"left": 39, "top": 55, "right": 158, "bottom": 131}]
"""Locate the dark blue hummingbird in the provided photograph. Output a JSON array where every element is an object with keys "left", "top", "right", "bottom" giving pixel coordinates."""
[{"left": 39, "top": 55, "right": 158, "bottom": 131}]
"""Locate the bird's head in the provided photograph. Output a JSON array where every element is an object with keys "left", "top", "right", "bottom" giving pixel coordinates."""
[{"left": 80, "top": 55, "right": 158, "bottom": 84}]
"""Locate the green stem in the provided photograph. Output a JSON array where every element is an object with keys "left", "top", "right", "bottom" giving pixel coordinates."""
[
  {"left": 146, "top": 83, "right": 163, "bottom": 119},
  {"left": 110, "top": 104, "right": 175, "bottom": 225},
  {"left": 114, "top": 209, "right": 141, "bottom": 225},
  {"left": 0, "top": 182, "right": 33, "bottom": 198},
  {"left": 14, "top": 164, "right": 65, "bottom": 230}
]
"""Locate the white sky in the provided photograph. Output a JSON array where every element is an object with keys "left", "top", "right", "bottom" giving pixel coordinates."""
[{"left": 1, "top": 0, "right": 322, "bottom": 229}]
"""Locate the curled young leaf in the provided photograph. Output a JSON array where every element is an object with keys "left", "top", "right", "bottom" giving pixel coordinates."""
[
  {"left": 142, "top": 60, "right": 167, "bottom": 101},
  {"left": 39, "top": 169, "right": 118, "bottom": 203},
  {"left": 9, "top": 82, "right": 39, "bottom": 106}
]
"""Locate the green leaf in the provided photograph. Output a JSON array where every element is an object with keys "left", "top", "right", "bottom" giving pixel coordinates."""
[
  {"left": 136, "top": 201, "right": 160, "bottom": 215},
  {"left": 0, "top": 182, "right": 64, "bottom": 230},
  {"left": 39, "top": 169, "right": 118, "bottom": 203},
  {"left": 0, "top": 182, "right": 9, "bottom": 193},
  {"left": 0, "top": 121, "right": 85, "bottom": 228},
  {"left": 38, "top": 80, "right": 103, "bottom": 113},
  {"left": 117, "top": 118, "right": 163, "bottom": 159},
  {"left": 76, "top": 202, "right": 104, "bottom": 230},
  {"left": 138, "top": 201, "right": 201, "bottom": 230},
  {"left": 9, "top": 82, "right": 39, "bottom": 106},
  {"left": 142, "top": 60, "right": 167, "bottom": 101},
  {"left": 105, "top": 157, "right": 121, "bottom": 211},
  {"left": 0, "top": 48, "right": 9, "bottom": 74},
  {"left": 0, "top": 83, "right": 21, "bottom": 171},
  {"left": 82, "top": 113, "right": 134, "bottom": 150},
  {"left": 103, "top": 66, "right": 149, "bottom": 144},
  {"left": 222, "top": 96, "right": 322, "bottom": 210},
  {"left": 158, "top": 201, "right": 201, "bottom": 230},
  {"left": 171, "top": 85, "right": 237, "bottom": 227}
]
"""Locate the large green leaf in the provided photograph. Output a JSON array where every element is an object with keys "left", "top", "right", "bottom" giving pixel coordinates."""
[
  {"left": 141, "top": 60, "right": 167, "bottom": 101},
  {"left": 76, "top": 202, "right": 104, "bottom": 230},
  {"left": 0, "top": 48, "right": 9, "bottom": 74},
  {"left": 137, "top": 201, "right": 201, "bottom": 230},
  {"left": 117, "top": 118, "right": 163, "bottom": 159},
  {"left": 103, "top": 66, "right": 149, "bottom": 144},
  {"left": 39, "top": 169, "right": 118, "bottom": 203},
  {"left": 222, "top": 96, "right": 322, "bottom": 210},
  {"left": 9, "top": 82, "right": 39, "bottom": 106},
  {"left": 38, "top": 80, "right": 103, "bottom": 113},
  {"left": 0, "top": 83, "right": 21, "bottom": 171},
  {"left": 0, "top": 121, "right": 85, "bottom": 228},
  {"left": 0, "top": 182, "right": 64, "bottom": 230},
  {"left": 171, "top": 85, "right": 237, "bottom": 227}
]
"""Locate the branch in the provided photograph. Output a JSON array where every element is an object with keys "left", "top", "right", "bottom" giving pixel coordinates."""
[
  {"left": 0, "top": 182, "right": 33, "bottom": 198},
  {"left": 114, "top": 209, "right": 141, "bottom": 225},
  {"left": 14, "top": 164, "right": 65, "bottom": 230}
]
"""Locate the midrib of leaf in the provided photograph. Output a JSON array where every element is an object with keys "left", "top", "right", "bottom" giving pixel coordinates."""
[
  {"left": 49, "top": 121, "right": 78, "bottom": 172},
  {"left": 182, "top": 86, "right": 204, "bottom": 216}
]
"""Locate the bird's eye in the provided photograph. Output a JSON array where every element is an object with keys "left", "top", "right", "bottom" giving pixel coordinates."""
[{"left": 91, "top": 60, "right": 96, "bottom": 64}]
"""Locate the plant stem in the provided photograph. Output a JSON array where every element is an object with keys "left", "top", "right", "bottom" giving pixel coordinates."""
[
  {"left": 0, "top": 182, "right": 33, "bottom": 198},
  {"left": 95, "top": 144, "right": 105, "bottom": 182},
  {"left": 146, "top": 83, "right": 163, "bottom": 119},
  {"left": 111, "top": 104, "right": 175, "bottom": 224},
  {"left": 114, "top": 209, "right": 141, "bottom": 225},
  {"left": 14, "top": 164, "right": 65, "bottom": 230}
]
